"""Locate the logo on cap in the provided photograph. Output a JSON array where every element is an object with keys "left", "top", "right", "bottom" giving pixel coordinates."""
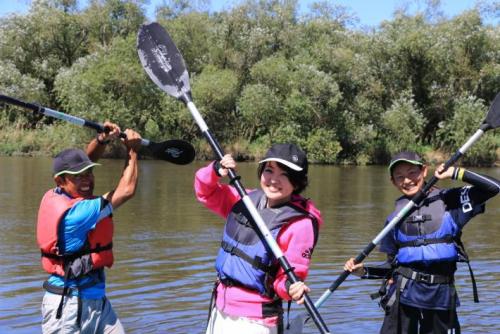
[{"left": 258, "top": 143, "right": 307, "bottom": 172}]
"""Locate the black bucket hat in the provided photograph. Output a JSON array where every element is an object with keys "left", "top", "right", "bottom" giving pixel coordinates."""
[
  {"left": 53, "top": 148, "right": 100, "bottom": 177},
  {"left": 259, "top": 143, "right": 308, "bottom": 173},
  {"left": 388, "top": 151, "right": 424, "bottom": 175}
]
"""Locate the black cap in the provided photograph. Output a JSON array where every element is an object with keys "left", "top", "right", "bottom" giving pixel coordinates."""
[
  {"left": 388, "top": 151, "right": 424, "bottom": 175},
  {"left": 53, "top": 148, "right": 100, "bottom": 177},
  {"left": 259, "top": 143, "right": 308, "bottom": 173}
]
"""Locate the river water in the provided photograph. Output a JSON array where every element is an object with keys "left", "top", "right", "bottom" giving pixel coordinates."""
[{"left": 0, "top": 156, "right": 498, "bottom": 333}]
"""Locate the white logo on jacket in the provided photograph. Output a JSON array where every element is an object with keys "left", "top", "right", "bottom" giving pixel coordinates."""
[{"left": 460, "top": 186, "right": 473, "bottom": 213}]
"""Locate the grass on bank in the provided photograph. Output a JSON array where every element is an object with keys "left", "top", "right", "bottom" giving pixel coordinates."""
[{"left": 0, "top": 124, "right": 498, "bottom": 166}]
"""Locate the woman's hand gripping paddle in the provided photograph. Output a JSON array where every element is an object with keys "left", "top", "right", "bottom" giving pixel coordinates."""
[
  {"left": 137, "top": 22, "right": 331, "bottom": 334},
  {"left": 0, "top": 94, "right": 195, "bottom": 165},
  {"left": 285, "top": 92, "right": 500, "bottom": 333}
]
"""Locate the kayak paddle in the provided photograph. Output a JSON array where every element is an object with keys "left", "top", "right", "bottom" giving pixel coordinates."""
[{"left": 0, "top": 94, "right": 195, "bottom": 165}]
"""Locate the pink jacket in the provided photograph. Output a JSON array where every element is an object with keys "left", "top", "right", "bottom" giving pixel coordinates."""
[{"left": 194, "top": 162, "right": 323, "bottom": 322}]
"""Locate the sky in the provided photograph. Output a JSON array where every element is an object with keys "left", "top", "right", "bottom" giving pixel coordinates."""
[{"left": 0, "top": 0, "right": 493, "bottom": 27}]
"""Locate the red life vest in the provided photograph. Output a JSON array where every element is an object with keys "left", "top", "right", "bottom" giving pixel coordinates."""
[{"left": 37, "top": 189, "right": 114, "bottom": 277}]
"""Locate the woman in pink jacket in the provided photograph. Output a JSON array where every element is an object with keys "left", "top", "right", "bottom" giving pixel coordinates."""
[{"left": 195, "top": 143, "right": 323, "bottom": 334}]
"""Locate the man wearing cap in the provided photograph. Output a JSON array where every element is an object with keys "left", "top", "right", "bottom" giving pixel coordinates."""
[
  {"left": 37, "top": 122, "right": 141, "bottom": 334},
  {"left": 344, "top": 151, "right": 499, "bottom": 333},
  {"left": 195, "top": 143, "right": 324, "bottom": 334}
]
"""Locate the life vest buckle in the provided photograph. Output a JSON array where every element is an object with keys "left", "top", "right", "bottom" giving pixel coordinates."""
[
  {"left": 413, "top": 238, "right": 427, "bottom": 246},
  {"left": 416, "top": 272, "right": 432, "bottom": 283}
]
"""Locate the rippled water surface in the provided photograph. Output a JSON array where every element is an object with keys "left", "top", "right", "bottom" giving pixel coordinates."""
[{"left": 0, "top": 157, "right": 498, "bottom": 333}]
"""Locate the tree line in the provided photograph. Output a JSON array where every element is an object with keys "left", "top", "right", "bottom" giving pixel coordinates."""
[{"left": 0, "top": 0, "right": 498, "bottom": 165}]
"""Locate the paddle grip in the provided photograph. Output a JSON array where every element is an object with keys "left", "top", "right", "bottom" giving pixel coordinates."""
[{"left": 419, "top": 150, "right": 462, "bottom": 197}]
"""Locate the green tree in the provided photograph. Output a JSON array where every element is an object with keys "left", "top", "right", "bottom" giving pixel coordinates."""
[
  {"left": 238, "top": 83, "right": 282, "bottom": 140},
  {"left": 54, "top": 35, "right": 163, "bottom": 135},
  {"left": 0, "top": 60, "right": 48, "bottom": 129},
  {"left": 190, "top": 65, "right": 239, "bottom": 140},
  {"left": 381, "top": 91, "right": 426, "bottom": 155},
  {"left": 83, "top": 0, "right": 146, "bottom": 47},
  {"left": 436, "top": 95, "right": 498, "bottom": 165}
]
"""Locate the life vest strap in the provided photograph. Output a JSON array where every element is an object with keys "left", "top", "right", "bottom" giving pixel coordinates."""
[
  {"left": 41, "top": 242, "right": 113, "bottom": 260},
  {"left": 396, "top": 267, "right": 453, "bottom": 284},
  {"left": 396, "top": 234, "right": 454, "bottom": 248},
  {"left": 44, "top": 280, "right": 78, "bottom": 295},
  {"left": 220, "top": 240, "right": 272, "bottom": 273},
  {"left": 453, "top": 233, "right": 479, "bottom": 303},
  {"left": 44, "top": 276, "right": 101, "bottom": 329},
  {"left": 43, "top": 279, "right": 99, "bottom": 295}
]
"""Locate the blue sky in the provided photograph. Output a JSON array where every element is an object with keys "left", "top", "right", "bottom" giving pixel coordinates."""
[{"left": 0, "top": 0, "right": 491, "bottom": 27}]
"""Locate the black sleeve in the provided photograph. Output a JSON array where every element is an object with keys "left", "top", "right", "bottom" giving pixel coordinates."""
[
  {"left": 362, "top": 255, "right": 395, "bottom": 279},
  {"left": 441, "top": 170, "right": 499, "bottom": 228},
  {"left": 461, "top": 169, "right": 500, "bottom": 202}
]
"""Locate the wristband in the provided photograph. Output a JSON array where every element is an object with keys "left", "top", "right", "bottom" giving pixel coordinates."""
[
  {"left": 457, "top": 167, "right": 465, "bottom": 181},
  {"left": 452, "top": 167, "right": 465, "bottom": 181}
]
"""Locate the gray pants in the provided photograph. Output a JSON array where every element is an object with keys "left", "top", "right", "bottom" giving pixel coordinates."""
[{"left": 41, "top": 293, "right": 125, "bottom": 334}]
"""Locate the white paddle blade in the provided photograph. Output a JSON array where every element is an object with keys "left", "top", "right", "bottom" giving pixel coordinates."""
[{"left": 137, "top": 22, "right": 191, "bottom": 100}]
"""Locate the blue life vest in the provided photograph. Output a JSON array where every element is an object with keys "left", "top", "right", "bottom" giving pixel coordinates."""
[
  {"left": 394, "top": 189, "right": 460, "bottom": 266},
  {"left": 380, "top": 187, "right": 481, "bottom": 310},
  {"left": 215, "top": 190, "right": 318, "bottom": 296}
]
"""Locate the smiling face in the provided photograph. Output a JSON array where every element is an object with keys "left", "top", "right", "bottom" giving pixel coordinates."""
[
  {"left": 391, "top": 162, "right": 428, "bottom": 197},
  {"left": 55, "top": 168, "right": 95, "bottom": 199},
  {"left": 260, "top": 161, "right": 295, "bottom": 207}
]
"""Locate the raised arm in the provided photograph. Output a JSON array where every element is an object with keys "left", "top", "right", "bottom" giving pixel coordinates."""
[
  {"left": 102, "top": 129, "right": 141, "bottom": 210},
  {"left": 435, "top": 164, "right": 499, "bottom": 202}
]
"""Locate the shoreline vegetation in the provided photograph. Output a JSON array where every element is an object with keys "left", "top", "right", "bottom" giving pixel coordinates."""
[
  {"left": 1, "top": 127, "right": 498, "bottom": 167},
  {"left": 0, "top": 1, "right": 499, "bottom": 166}
]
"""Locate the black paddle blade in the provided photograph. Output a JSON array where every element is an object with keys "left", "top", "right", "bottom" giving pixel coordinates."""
[
  {"left": 148, "top": 139, "right": 195, "bottom": 165},
  {"left": 137, "top": 22, "right": 191, "bottom": 102},
  {"left": 483, "top": 92, "right": 500, "bottom": 130}
]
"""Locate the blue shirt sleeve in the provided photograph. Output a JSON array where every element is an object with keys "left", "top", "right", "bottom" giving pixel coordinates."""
[{"left": 60, "top": 197, "right": 113, "bottom": 253}]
